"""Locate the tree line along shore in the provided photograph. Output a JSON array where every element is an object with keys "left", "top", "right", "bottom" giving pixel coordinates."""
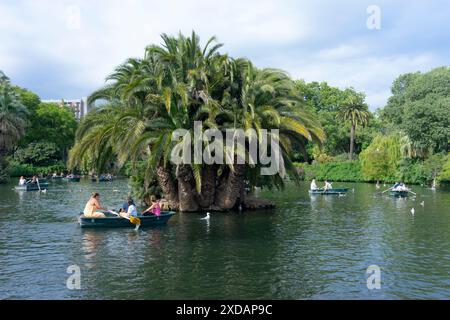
[{"left": 1, "top": 33, "right": 449, "bottom": 211}]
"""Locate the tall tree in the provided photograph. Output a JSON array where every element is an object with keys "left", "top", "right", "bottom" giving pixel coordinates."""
[
  {"left": 381, "top": 67, "right": 450, "bottom": 156},
  {"left": 337, "top": 90, "right": 370, "bottom": 160},
  {"left": 22, "top": 102, "right": 78, "bottom": 160},
  {"left": 69, "top": 32, "right": 325, "bottom": 211}
]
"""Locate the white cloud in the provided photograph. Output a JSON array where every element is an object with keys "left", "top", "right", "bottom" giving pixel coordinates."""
[{"left": 0, "top": 0, "right": 449, "bottom": 108}]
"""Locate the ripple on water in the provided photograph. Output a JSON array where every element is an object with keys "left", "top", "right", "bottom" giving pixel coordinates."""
[{"left": 0, "top": 180, "right": 450, "bottom": 299}]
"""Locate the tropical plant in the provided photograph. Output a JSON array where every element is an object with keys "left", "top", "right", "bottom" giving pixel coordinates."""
[
  {"left": 69, "top": 32, "right": 325, "bottom": 211},
  {"left": 0, "top": 71, "right": 28, "bottom": 158},
  {"left": 336, "top": 90, "right": 370, "bottom": 160}
]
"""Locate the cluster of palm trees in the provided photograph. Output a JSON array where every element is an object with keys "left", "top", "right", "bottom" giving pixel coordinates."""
[
  {"left": 69, "top": 32, "right": 326, "bottom": 211},
  {"left": 0, "top": 72, "right": 28, "bottom": 172}
]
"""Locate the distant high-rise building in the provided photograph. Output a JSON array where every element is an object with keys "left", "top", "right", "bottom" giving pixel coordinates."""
[{"left": 41, "top": 97, "right": 92, "bottom": 120}]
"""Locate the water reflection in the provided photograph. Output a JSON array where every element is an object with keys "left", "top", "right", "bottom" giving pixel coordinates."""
[{"left": 0, "top": 179, "right": 449, "bottom": 299}]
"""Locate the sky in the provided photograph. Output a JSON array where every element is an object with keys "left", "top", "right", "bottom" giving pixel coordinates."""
[{"left": 1, "top": 0, "right": 449, "bottom": 110}]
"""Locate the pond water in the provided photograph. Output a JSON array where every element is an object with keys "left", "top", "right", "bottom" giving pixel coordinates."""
[{"left": 0, "top": 179, "right": 449, "bottom": 299}]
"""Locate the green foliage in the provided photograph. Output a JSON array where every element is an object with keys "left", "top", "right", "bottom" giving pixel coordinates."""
[
  {"left": 0, "top": 71, "right": 29, "bottom": 155},
  {"left": 437, "top": 155, "right": 450, "bottom": 183},
  {"left": 14, "top": 86, "right": 41, "bottom": 113},
  {"left": 126, "top": 161, "right": 162, "bottom": 205},
  {"left": 295, "top": 81, "right": 378, "bottom": 158},
  {"left": 7, "top": 160, "right": 66, "bottom": 177},
  {"left": 381, "top": 66, "right": 450, "bottom": 155},
  {"left": 359, "top": 134, "right": 401, "bottom": 182},
  {"left": 14, "top": 142, "right": 60, "bottom": 166},
  {"left": 21, "top": 102, "right": 78, "bottom": 157},
  {"left": 69, "top": 32, "right": 325, "bottom": 195},
  {"left": 402, "top": 95, "right": 450, "bottom": 155},
  {"left": 395, "top": 158, "right": 426, "bottom": 184},
  {"left": 296, "top": 161, "right": 363, "bottom": 182}
]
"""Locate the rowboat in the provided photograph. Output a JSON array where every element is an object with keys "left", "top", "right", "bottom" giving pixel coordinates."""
[
  {"left": 15, "top": 182, "right": 49, "bottom": 191},
  {"left": 78, "top": 211, "right": 175, "bottom": 228},
  {"left": 91, "top": 177, "right": 113, "bottom": 182},
  {"left": 64, "top": 177, "right": 81, "bottom": 182},
  {"left": 309, "top": 188, "right": 349, "bottom": 195},
  {"left": 389, "top": 190, "right": 409, "bottom": 197}
]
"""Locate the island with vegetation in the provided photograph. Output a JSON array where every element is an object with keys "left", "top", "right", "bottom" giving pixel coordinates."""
[{"left": 1, "top": 32, "right": 449, "bottom": 212}]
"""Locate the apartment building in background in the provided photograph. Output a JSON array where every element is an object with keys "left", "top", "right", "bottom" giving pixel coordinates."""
[{"left": 41, "top": 97, "right": 92, "bottom": 120}]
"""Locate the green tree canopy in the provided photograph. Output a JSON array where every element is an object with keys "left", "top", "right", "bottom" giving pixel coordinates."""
[
  {"left": 359, "top": 134, "right": 402, "bottom": 182},
  {"left": 14, "top": 142, "right": 60, "bottom": 166},
  {"left": 21, "top": 102, "right": 78, "bottom": 158},
  {"left": 381, "top": 66, "right": 450, "bottom": 155},
  {"left": 69, "top": 32, "right": 325, "bottom": 211}
]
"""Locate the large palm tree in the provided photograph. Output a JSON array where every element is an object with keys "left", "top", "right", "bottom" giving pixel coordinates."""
[
  {"left": 69, "top": 32, "right": 325, "bottom": 211},
  {"left": 337, "top": 92, "right": 370, "bottom": 160},
  {"left": 0, "top": 72, "right": 28, "bottom": 159}
]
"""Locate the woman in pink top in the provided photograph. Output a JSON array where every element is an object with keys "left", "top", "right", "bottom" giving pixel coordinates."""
[{"left": 142, "top": 196, "right": 161, "bottom": 216}]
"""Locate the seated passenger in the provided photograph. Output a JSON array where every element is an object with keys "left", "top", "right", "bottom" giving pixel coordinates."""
[
  {"left": 19, "top": 176, "right": 27, "bottom": 186},
  {"left": 323, "top": 180, "right": 333, "bottom": 190},
  {"left": 142, "top": 196, "right": 161, "bottom": 217},
  {"left": 120, "top": 199, "right": 138, "bottom": 219}
]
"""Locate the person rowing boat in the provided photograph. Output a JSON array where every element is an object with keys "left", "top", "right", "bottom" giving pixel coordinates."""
[
  {"left": 83, "top": 192, "right": 107, "bottom": 218},
  {"left": 323, "top": 180, "right": 333, "bottom": 191},
  {"left": 310, "top": 179, "right": 318, "bottom": 191}
]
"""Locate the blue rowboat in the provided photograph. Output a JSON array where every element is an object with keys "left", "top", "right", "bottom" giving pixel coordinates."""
[
  {"left": 78, "top": 211, "right": 175, "bottom": 228},
  {"left": 15, "top": 182, "right": 49, "bottom": 191},
  {"left": 309, "top": 188, "right": 349, "bottom": 195},
  {"left": 389, "top": 190, "right": 409, "bottom": 197}
]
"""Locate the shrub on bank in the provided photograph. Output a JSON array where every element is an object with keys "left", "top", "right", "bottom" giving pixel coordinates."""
[
  {"left": 7, "top": 161, "right": 66, "bottom": 177},
  {"left": 294, "top": 161, "right": 364, "bottom": 182}
]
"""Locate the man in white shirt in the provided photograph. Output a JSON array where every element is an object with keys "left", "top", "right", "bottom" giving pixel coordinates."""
[
  {"left": 19, "top": 176, "right": 26, "bottom": 186},
  {"left": 310, "top": 179, "right": 318, "bottom": 191},
  {"left": 126, "top": 199, "right": 138, "bottom": 218}
]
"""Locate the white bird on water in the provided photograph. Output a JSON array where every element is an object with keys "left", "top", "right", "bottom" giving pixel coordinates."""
[
  {"left": 201, "top": 212, "right": 210, "bottom": 220},
  {"left": 40, "top": 189, "right": 47, "bottom": 193},
  {"left": 420, "top": 201, "right": 424, "bottom": 206},
  {"left": 411, "top": 208, "right": 415, "bottom": 215}
]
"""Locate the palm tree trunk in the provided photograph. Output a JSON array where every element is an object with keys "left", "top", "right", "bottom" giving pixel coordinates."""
[
  {"left": 176, "top": 164, "right": 199, "bottom": 212},
  {"left": 349, "top": 123, "right": 355, "bottom": 160},
  {"left": 214, "top": 164, "right": 246, "bottom": 210},
  {"left": 198, "top": 165, "right": 216, "bottom": 209},
  {"left": 156, "top": 163, "right": 179, "bottom": 210}
]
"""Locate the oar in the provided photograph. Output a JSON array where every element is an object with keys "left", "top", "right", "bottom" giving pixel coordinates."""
[
  {"left": 108, "top": 210, "right": 141, "bottom": 230},
  {"left": 381, "top": 187, "right": 393, "bottom": 194},
  {"left": 36, "top": 178, "right": 41, "bottom": 192},
  {"left": 408, "top": 190, "right": 417, "bottom": 196}
]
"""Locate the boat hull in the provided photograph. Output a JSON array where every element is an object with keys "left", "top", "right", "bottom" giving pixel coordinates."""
[
  {"left": 64, "top": 177, "right": 81, "bottom": 182},
  {"left": 389, "top": 190, "right": 409, "bottom": 197},
  {"left": 309, "top": 188, "right": 349, "bottom": 195},
  {"left": 78, "top": 211, "right": 175, "bottom": 228},
  {"left": 15, "top": 183, "right": 49, "bottom": 191},
  {"left": 91, "top": 178, "right": 113, "bottom": 182}
]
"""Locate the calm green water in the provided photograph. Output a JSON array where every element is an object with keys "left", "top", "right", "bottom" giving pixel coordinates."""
[{"left": 0, "top": 179, "right": 449, "bottom": 299}]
